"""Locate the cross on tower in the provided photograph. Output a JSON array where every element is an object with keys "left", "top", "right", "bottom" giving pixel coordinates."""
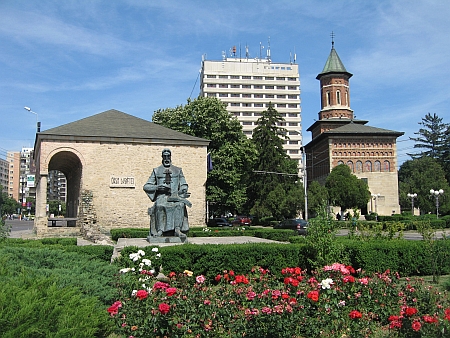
[{"left": 330, "top": 31, "right": 335, "bottom": 47}]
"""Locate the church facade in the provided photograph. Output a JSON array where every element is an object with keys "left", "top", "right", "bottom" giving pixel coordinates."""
[{"left": 304, "top": 43, "right": 404, "bottom": 216}]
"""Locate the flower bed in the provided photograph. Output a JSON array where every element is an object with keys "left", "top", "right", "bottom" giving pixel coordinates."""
[{"left": 109, "top": 249, "right": 450, "bottom": 337}]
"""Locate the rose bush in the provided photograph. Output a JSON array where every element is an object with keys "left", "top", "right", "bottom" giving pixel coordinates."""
[{"left": 109, "top": 251, "right": 450, "bottom": 337}]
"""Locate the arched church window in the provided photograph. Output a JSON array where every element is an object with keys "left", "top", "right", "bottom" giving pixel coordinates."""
[
  {"left": 356, "top": 161, "right": 363, "bottom": 173},
  {"left": 374, "top": 161, "right": 381, "bottom": 172},
  {"left": 384, "top": 160, "right": 390, "bottom": 172},
  {"left": 347, "top": 161, "right": 354, "bottom": 172},
  {"left": 336, "top": 90, "right": 341, "bottom": 105},
  {"left": 365, "top": 161, "right": 372, "bottom": 172},
  {"left": 326, "top": 92, "right": 331, "bottom": 106},
  {"left": 337, "top": 160, "right": 344, "bottom": 166}
]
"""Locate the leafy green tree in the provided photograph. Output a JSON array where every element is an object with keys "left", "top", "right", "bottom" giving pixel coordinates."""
[
  {"left": 0, "top": 186, "right": 20, "bottom": 215},
  {"left": 152, "top": 97, "right": 257, "bottom": 215},
  {"left": 398, "top": 157, "right": 449, "bottom": 215},
  {"left": 307, "top": 180, "right": 329, "bottom": 217},
  {"left": 325, "top": 164, "right": 370, "bottom": 213},
  {"left": 248, "top": 103, "right": 303, "bottom": 219},
  {"left": 48, "top": 200, "right": 66, "bottom": 216}
]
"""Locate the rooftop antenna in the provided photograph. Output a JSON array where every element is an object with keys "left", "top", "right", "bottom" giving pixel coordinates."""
[
  {"left": 245, "top": 44, "right": 249, "bottom": 59},
  {"left": 330, "top": 31, "right": 335, "bottom": 48},
  {"left": 294, "top": 47, "right": 297, "bottom": 64},
  {"left": 267, "top": 36, "right": 271, "bottom": 61},
  {"left": 222, "top": 51, "right": 226, "bottom": 60},
  {"left": 259, "top": 42, "right": 264, "bottom": 60},
  {"left": 232, "top": 45, "right": 236, "bottom": 58}
]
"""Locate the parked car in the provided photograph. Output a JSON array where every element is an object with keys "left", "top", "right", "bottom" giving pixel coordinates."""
[
  {"left": 231, "top": 216, "right": 252, "bottom": 226},
  {"left": 207, "top": 217, "right": 233, "bottom": 227},
  {"left": 273, "top": 218, "right": 308, "bottom": 235}
]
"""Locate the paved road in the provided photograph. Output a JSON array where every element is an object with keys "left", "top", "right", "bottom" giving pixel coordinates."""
[{"left": 5, "top": 219, "right": 34, "bottom": 238}]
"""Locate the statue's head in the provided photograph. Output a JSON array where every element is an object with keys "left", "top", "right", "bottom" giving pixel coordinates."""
[{"left": 161, "top": 148, "right": 172, "bottom": 167}]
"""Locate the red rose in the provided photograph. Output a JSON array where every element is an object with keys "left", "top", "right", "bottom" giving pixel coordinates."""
[
  {"left": 165, "top": 287, "right": 177, "bottom": 296},
  {"left": 423, "top": 315, "right": 438, "bottom": 324},
  {"left": 107, "top": 301, "right": 122, "bottom": 316},
  {"left": 412, "top": 320, "right": 421, "bottom": 332},
  {"left": 445, "top": 308, "right": 450, "bottom": 321},
  {"left": 389, "top": 320, "right": 402, "bottom": 329},
  {"left": 136, "top": 289, "right": 148, "bottom": 300},
  {"left": 159, "top": 302, "right": 170, "bottom": 314},
  {"left": 405, "top": 307, "right": 418, "bottom": 317},
  {"left": 307, "top": 290, "right": 319, "bottom": 302},
  {"left": 388, "top": 315, "right": 400, "bottom": 322},
  {"left": 343, "top": 275, "right": 355, "bottom": 283},
  {"left": 349, "top": 310, "right": 362, "bottom": 319}
]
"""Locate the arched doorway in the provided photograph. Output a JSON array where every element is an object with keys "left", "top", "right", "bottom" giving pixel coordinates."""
[{"left": 47, "top": 151, "right": 82, "bottom": 220}]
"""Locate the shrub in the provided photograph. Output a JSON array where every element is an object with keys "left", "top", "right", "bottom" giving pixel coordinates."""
[
  {"left": 0, "top": 274, "right": 113, "bottom": 337},
  {"left": 0, "top": 246, "right": 118, "bottom": 304},
  {"left": 0, "top": 217, "right": 11, "bottom": 241},
  {"left": 364, "top": 212, "right": 377, "bottom": 221},
  {"left": 110, "top": 228, "right": 148, "bottom": 241}
]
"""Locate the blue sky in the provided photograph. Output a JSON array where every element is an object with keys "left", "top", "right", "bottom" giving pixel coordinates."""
[{"left": 1, "top": 1, "right": 449, "bottom": 168}]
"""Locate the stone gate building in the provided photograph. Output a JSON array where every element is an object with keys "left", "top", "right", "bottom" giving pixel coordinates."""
[{"left": 33, "top": 109, "right": 209, "bottom": 237}]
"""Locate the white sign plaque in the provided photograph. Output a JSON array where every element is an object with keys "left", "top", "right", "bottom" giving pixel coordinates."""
[{"left": 110, "top": 176, "right": 136, "bottom": 188}]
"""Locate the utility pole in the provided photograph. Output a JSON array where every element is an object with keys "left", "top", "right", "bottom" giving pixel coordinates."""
[{"left": 302, "top": 147, "right": 308, "bottom": 221}]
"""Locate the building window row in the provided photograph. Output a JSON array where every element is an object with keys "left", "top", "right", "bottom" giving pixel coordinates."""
[
  {"left": 228, "top": 102, "right": 298, "bottom": 108},
  {"left": 211, "top": 93, "right": 298, "bottom": 99},
  {"left": 334, "top": 142, "right": 393, "bottom": 149},
  {"left": 206, "top": 83, "right": 298, "bottom": 90},
  {"left": 207, "top": 74, "right": 297, "bottom": 81},
  {"left": 337, "top": 160, "right": 391, "bottom": 173},
  {"left": 334, "top": 151, "right": 393, "bottom": 157},
  {"left": 241, "top": 121, "right": 299, "bottom": 127}
]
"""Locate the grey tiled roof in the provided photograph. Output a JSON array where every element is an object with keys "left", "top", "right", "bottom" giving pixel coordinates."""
[
  {"left": 40, "top": 109, "right": 209, "bottom": 143},
  {"left": 324, "top": 123, "right": 403, "bottom": 136}
]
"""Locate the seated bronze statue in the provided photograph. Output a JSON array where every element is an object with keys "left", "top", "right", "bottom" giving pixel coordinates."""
[{"left": 143, "top": 148, "right": 191, "bottom": 238}]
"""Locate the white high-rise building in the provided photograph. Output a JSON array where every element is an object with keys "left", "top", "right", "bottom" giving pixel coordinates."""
[{"left": 200, "top": 49, "right": 303, "bottom": 163}]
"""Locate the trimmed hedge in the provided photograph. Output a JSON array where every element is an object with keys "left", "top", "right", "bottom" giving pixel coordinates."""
[
  {"left": 114, "top": 238, "right": 450, "bottom": 280},
  {"left": 157, "top": 243, "right": 310, "bottom": 280}
]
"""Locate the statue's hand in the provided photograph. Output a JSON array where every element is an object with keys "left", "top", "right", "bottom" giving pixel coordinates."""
[{"left": 157, "top": 185, "right": 170, "bottom": 193}]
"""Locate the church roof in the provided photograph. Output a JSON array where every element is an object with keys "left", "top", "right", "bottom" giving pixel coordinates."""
[
  {"left": 304, "top": 121, "right": 404, "bottom": 148},
  {"left": 37, "top": 109, "right": 209, "bottom": 145},
  {"left": 316, "top": 45, "right": 352, "bottom": 79},
  {"left": 325, "top": 122, "right": 403, "bottom": 136}
]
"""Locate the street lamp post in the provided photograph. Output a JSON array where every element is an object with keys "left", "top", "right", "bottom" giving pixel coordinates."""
[
  {"left": 430, "top": 189, "right": 444, "bottom": 219},
  {"left": 20, "top": 176, "right": 26, "bottom": 220},
  {"left": 371, "top": 193, "right": 380, "bottom": 221},
  {"left": 407, "top": 193, "right": 417, "bottom": 216},
  {"left": 24, "top": 106, "right": 40, "bottom": 132},
  {"left": 301, "top": 147, "right": 308, "bottom": 221}
]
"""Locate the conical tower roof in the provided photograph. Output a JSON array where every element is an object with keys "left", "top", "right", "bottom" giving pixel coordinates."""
[{"left": 316, "top": 43, "right": 352, "bottom": 79}]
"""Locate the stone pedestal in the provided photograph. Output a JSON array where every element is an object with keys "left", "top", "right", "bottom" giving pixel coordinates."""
[{"left": 147, "top": 236, "right": 188, "bottom": 244}]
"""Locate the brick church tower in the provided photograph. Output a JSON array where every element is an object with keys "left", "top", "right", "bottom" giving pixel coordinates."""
[{"left": 304, "top": 40, "right": 404, "bottom": 216}]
